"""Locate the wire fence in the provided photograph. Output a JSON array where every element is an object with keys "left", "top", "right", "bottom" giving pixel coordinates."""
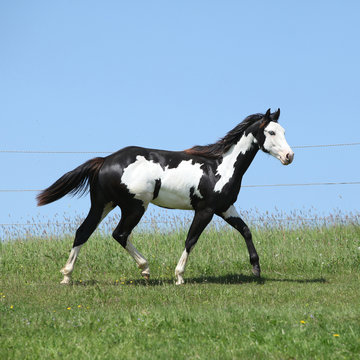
[
  {"left": 0, "top": 141, "right": 359, "bottom": 192},
  {"left": 0, "top": 181, "right": 359, "bottom": 193},
  {"left": 1, "top": 141, "right": 359, "bottom": 235},
  {"left": 0, "top": 141, "right": 359, "bottom": 154}
]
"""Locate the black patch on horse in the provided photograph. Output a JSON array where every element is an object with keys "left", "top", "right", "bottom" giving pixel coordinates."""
[{"left": 153, "top": 179, "right": 161, "bottom": 200}]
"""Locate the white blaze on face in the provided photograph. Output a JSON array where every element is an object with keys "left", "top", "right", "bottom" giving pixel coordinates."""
[
  {"left": 214, "top": 133, "right": 255, "bottom": 192},
  {"left": 263, "top": 122, "right": 294, "bottom": 165},
  {"left": 121, "top": 156, "right": 204, "bottom": 209}
]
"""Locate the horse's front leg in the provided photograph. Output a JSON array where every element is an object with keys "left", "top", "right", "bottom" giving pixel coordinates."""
[
  {"left": 220, "top": 205, "right": 261, "bottom": 277},
  {"left": 175, "top": 208, "right": 214, "bottom": 285}
]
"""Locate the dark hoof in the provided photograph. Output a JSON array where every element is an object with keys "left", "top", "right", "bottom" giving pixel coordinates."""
[{"left": 252, "top": 266, "right": 261, "bottom": 277}]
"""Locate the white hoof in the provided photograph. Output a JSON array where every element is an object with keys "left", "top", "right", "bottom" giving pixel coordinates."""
[
  {"left": 60, "top": 275, "right": 71, "bottom": 284},
  {"left": 141, "top": 267, "right": 150, "bottom": 280},
  {"left": 60, "top": 268, "right": 72, "bottom": 284},
  {"left": 142, "top": 273, "right": 150, "bottom": 280},
  {"left": 175, "top": 276, "right": 185, "bottom": 285}
]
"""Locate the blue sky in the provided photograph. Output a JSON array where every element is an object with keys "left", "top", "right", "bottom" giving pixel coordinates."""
[{"left": 1, "top": 1, "right": 359, "bottom": 232}]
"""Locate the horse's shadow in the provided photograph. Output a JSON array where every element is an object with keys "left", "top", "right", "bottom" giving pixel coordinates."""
[
  {"left": 75, "top": 273, "right": 326, "bottom": 287},
  {"left": 199, "top": 273, "right": 327, "bottom": 285}
]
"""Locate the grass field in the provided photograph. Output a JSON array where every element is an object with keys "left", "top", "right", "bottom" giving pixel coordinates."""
[{"left": 1, "top": 214, "right": 360, "bottom": 359}]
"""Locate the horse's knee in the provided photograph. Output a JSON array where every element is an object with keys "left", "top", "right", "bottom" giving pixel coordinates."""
[{"left": 112, "top": 230, "right": 129, "bottom": 248}]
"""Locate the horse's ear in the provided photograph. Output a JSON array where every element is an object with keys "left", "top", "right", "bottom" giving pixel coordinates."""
[
  {"left": 265, "top": 108, "right": 271, "bottom": 119},
  {"left": 273, "top": 108, "right": 280, "bottom": 121},
  {"left": 260, "top": 108, "right": 271, "bottom": 129}
]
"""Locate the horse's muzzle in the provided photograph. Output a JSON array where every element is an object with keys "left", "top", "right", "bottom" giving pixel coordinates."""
[
  {"left": 281, "top": 151, "right": 294, "bottom": 165},
  {"left": 279, "top": 151, "right": 294, "bottom": 165}
]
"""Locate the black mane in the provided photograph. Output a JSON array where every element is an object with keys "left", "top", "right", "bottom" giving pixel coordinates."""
[{"left": 184, "top": 113, "right": 264, "bottom": 158}]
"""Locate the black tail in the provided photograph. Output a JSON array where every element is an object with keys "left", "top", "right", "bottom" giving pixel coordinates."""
[{"left": 37, "top": 157, "right": 105, "bottom": 206}]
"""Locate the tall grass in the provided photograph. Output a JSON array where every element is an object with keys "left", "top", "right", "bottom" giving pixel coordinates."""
[{"left": 1, "top": 207, "right": 358, "bottom": 240}]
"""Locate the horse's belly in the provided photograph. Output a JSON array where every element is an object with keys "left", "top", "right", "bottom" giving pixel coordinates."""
[
  {"left": 151, "top": 164, "right": 204, "bottom": 209},
  {"left": 151, "top": 188, "right": 194, "bottom": 210},
  {"left": 121, "top": 156, "right": 204, "bottom": 209}
]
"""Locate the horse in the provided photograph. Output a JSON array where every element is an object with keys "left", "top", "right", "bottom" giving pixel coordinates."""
[{"left": 37, "top": 108, "right": 294, "bottom": 285}]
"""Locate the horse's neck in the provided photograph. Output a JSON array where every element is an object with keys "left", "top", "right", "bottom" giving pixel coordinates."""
[
  {"left": 215, "top": 133, "right": 258, "bottom": 191},
  {"left": 233, "top": 143, "right": 258, "bottom": 177}
]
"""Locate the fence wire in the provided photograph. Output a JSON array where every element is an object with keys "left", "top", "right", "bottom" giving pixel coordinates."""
[
  {"left": 1, "top": 142, "right": 359, "bottom": 234},
  {"left": 0, "top": 142, "right": 359, "bottom": 154},
  {"left": 0, "top": 181, "right": 359, "bottom": 193}
]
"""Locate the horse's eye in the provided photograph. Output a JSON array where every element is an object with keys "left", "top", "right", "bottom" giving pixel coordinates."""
[{"left": 268, "top": 131, "right": 276, "bottom": 136}]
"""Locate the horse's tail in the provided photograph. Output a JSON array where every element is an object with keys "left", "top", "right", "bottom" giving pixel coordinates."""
[{"left": 37, "top": 157, "right": 105, "bottom": 206}]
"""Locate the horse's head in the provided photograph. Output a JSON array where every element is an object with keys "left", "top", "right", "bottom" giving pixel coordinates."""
[{"left": 256, "top": 108, "right": 294, "bottom": 165}]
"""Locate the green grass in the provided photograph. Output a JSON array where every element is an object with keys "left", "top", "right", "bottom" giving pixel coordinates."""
[{"left": 1, "top": 220, "right": 360, "bottom": 359}]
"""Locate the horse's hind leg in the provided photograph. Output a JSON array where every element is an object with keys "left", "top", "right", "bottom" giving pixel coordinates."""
[
  {"left": 112, "top": 202, "right": 150, "bottom": 279},
  {"left": 60, "top": 201, "right": 114, "bottom": 284}
]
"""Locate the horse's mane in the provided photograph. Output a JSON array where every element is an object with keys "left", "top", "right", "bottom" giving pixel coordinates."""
[{"left": 184, "top": 113, "right": 264, "bottom": 159}]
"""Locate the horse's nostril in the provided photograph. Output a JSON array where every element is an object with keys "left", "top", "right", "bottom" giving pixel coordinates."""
[{"left": 286, "top": 152, "right": 294, "bottom": 162}]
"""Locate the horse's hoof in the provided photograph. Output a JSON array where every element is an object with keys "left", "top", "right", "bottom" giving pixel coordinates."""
[
  {"left": 175, "top": 277, "right": 185, "bottom": 285},
  {"left": 60, "top": 276, "right": 71, "bottom": 285},
  {"left": 252, "top": 266, "right": 261, "bottom": 277},
  {"left": 141, "top": 272, "right": 150, "bottom": 280}
]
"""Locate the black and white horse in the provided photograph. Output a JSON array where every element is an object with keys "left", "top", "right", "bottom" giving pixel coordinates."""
[{"left": 37, "top": 108, "right": 294, "bottom": 285}]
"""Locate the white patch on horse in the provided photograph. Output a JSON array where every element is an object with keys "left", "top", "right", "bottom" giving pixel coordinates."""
[
  {"left": 214, "top": 133, "right": 255, "bottom": 192},
  {"left": 121, "top": 156, "right": 163, "bottom": 204},
  {"left": 222, "top": 205, "right": 240, "bottom": 219},
  {"left": 121, "top": 156, "right": 204, "bottom": 210},
  {"left": 153, "top": 160, "right": 204, "bottom": 209},
  {"left": 100, "top": 202, "right": 114, "bottom": 222}
]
